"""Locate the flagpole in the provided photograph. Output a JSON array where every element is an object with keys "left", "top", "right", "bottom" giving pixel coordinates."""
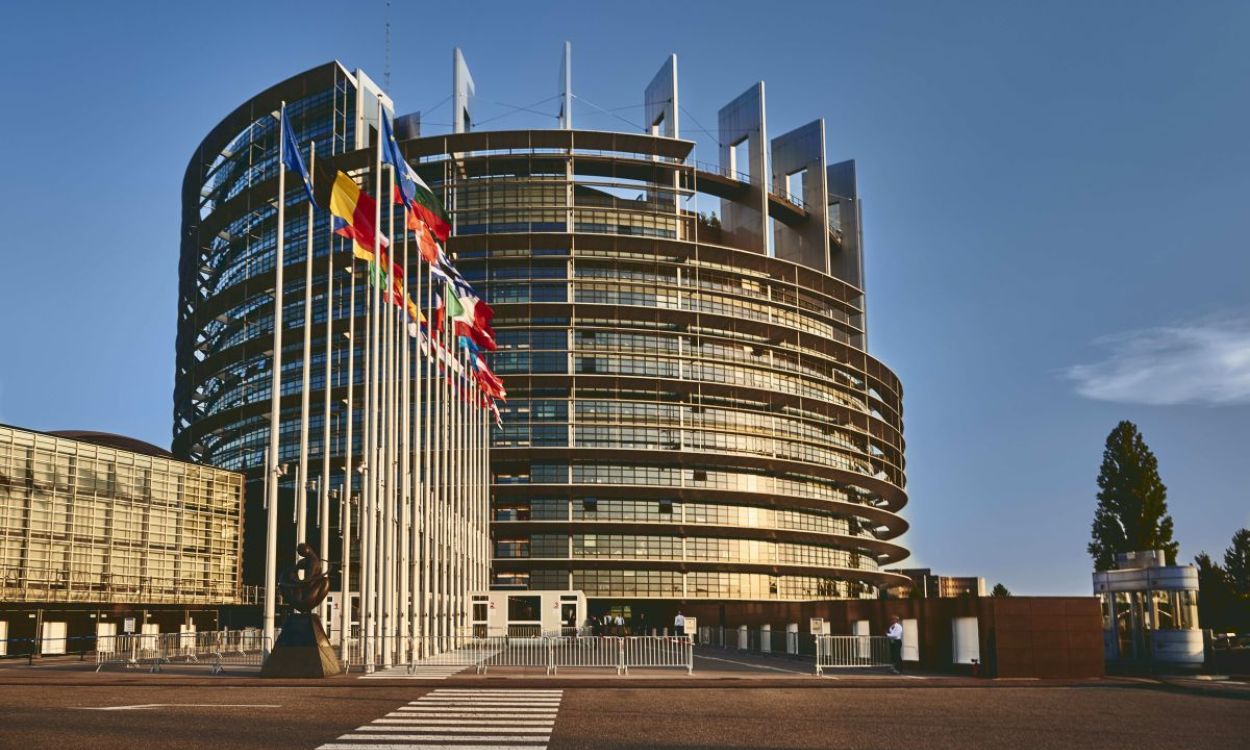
[
  {"left": 481, "top": 391, "right": 488, "bottom": 593},
  {"left": 262, "top": 102, "right": 289, "bottom": 658},
  {"left": 456, "top": 346, "right": 465, "bottom": 637},
  {"left": 446, "top": 309, "right": 456, "bottom": 644},
  {"left": 417, "top": 237, "right": 427, "bottom": 655},
  {"left": 460, "top": 346, "right": 470, "bottom": 631},
  {"left": 340, "top": 263, "right": 356, "bottom": 663},
  {"left": 383, "top": 161, "right": 397, "bottom": 668},
  {"left": 398, "top": 189, "right": 412, "bottom": 665},
  {"left": 455, "top": 309, "right": 464, "bottom": 638},
  {"left": 294, "top": 137, "right": 317, "bottom": 559},
  {"left": 369, "top": 96, "right": 385, "bottom": 670},
  {"left": 361, "top": 241, "right": 374, "bottom": 672},
  {"left": 317, "top": 146, "right": 333, "bottom": 626},
  {"left": 434, "top": 293, "right": 446, "bottom": 649},
  {"left": 422, "top": 262, "right": 434, "bottom": 654}
]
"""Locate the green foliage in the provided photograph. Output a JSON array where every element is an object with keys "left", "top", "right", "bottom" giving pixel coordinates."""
[
  {"left": 1224, "top": 528, "right": 1250, "bottom": 597},
  {"left": 1194, "top": 552, "right": 1237, "bottom": 631},
  {"left": 991, "top": 583, "right": 1012, "bottom": 597},
  {"left": 1087, "top": 421, "right": 1178, "bottom": 571}
]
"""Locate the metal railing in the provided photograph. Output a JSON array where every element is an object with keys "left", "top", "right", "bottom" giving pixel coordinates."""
[
  {"left": 815, "top": 635, "right": 892, "bottom": 675},
  {"left": 698, "top": 625, "right": 815, "bottom": 656},
  {"left": 4, "top": 630, "right": 693, "bottom": 677},
  {"left": 698, "top": 626, "right": 894, "bottom": 674},
  {"left": 0, "top": 630, "right": 269, "bottom": 673},
  {"left": 621, "top": 635, "right": 694, "bottom": 674},
  {"left": 93, "top": 630, "right": 271, "bottom": 673},
  {"left": 351, "top": 634, "right": 694, "bottom": 676}
]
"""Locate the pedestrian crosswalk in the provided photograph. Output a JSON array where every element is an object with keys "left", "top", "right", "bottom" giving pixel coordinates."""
[
  {"left": 360, "top": 663, "right": 474, "bottom": 680},
  {"left": 358, "top": 647, "right": 501, "bottom": 680},
  {"left": 316, "top": 688, "right": 563, "bottom": 750}
]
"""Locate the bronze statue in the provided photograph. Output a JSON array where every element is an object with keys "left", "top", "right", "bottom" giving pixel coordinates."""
[
  {"left": 261, "top": 542, "right": 341, "bottom": 678},
  {"left": 278, "top": 542, "right": 330, "bottom": 613}
]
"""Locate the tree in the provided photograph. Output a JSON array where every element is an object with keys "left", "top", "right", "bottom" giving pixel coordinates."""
[
  {"left": 1223, "top": 528, "right": 1250, "bottom": 597},
  {"left": 991, "top": 583, "right": 1012, "bottom": 597},
  {"left": 1087, "top": 421, "right": 1178, "bottom": 570},
  {"left": 1194, "top": 552, "right": 1235, "bottom": 631}
]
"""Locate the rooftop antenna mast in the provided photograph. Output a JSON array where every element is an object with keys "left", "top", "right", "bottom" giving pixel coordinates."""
[{"left": 559, "top": 41, "right": 572, "bottom": 129}]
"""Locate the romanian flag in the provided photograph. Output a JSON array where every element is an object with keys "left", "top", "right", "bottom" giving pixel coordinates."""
[{"left": 329, "top": 171, "right": 390, "bottom": 263}]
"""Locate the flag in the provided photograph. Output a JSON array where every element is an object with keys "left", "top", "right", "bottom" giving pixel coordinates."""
[
  {"left": 432, "top": 291, "right": 445, "bottom": 337},
  {"left": 414, "top": 219, "right": 441, "bottom": 266},
  {"left": 281, "top": 111, "right": 316, "bottom": 206},
  {"left": 368, "top": 257, "right": 420, "bottom": 333},
  {"left": 450, "top": 289, "right": 496, "bottom": 351},
  {"left": 446, "top": 282, "right": 493, "bottom": 350},
  {"left": 382, "top": 112, "right": 452, "bottom": 242},
  {"left": 471, "top": 355, "right": 507, "bottom": 400},
  {"left": 444, "top": 282, "right": 464, "bottom": 326},
  {"left": 329, "top": 171, "right": 390, "bottom": 263}
]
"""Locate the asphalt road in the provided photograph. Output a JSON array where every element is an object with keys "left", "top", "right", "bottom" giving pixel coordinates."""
[{"left": 0, "top": 682, "right": 1246, "bottom": 750}]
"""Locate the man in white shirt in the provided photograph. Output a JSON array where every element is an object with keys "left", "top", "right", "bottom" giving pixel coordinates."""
[
  {"left": 886, "top": 616, "right": 903, "bottom": 673},
  {"left": 673, "top": 611, "right": 686, "bottom": 635}
]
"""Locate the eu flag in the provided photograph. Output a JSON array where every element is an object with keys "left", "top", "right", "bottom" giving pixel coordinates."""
[
  {"left": 382, "top": 112, "right": 418, "bottom": 208},
  {"left": 281, "top": 110, "right": 316, "bottom": 206}
]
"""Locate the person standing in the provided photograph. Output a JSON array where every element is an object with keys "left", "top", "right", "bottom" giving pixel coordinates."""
[
  {"left": 673, "top": 611, "right": 686, "bottom": 636},
  {"left": 886, "top": 615, "right": 903, "bottom": 673}
]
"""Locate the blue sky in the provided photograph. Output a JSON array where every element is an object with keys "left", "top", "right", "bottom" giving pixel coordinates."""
[{"left": 0, "top": 1, "right": 1246, "bottom": 594}]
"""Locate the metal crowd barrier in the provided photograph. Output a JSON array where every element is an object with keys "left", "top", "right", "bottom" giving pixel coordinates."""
[
  {"left": 622, "top": 635, "right": 694, "bottom": 675},
  {"left": 549, "top": 635, "right": 624, "bottom": 675},
  {"left": 815, "top": 634, "right": 892, "bottom": 675},
  {"left": 91, "top": 630, "right": 272, "bottom": 673},
  {"left": 95, "top": 633, "right": 166, "bottom": 672},
  {"left": 8, "top": 630, "right": 693, "bottom": 677},
  {"left": 346, "top": 634, "right": 695, "bottom": 676},
  {"left": 697, "top": 625, "right": 816, "bottom": 656},
  {"left": 478, "top": 635, "right": 550, "bottom": 674}
]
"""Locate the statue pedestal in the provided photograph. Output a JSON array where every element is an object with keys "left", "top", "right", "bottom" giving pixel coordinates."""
[{"left": 260, "top": 613, "right": 343, "bottom": 678}]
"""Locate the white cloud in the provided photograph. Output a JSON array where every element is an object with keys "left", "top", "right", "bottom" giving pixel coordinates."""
[{"left": 1066, "top": 316, "right": 1250, "bottom": 406}]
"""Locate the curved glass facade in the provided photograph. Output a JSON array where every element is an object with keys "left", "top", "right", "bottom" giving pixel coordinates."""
[{"left": 175, "top": 63, "right": 909, "bottom": 604}]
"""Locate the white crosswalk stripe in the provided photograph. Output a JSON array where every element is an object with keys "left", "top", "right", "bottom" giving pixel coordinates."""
[
  {"left": 316, "top": 688, "right": 563, "bottom": 750},
  {"left": 360, "top": 648, "right": 504, "bottom": 680},
  {"left": 362, "top": 665, "right": 475, "bottom": 680}
]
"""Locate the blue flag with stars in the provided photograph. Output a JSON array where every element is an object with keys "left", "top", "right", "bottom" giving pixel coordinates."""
[{"left": 281, "top": 110, "right": 316, "bottom": 206}]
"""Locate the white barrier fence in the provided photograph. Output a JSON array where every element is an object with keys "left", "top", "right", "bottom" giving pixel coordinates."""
[
  {"left": 348, "top": 634, "right": 694, "bottom": 676},
  {"left": 815, "top": 634, "right": 893, "bottom": 675},
  {"left": 9, "top": 630, "right": 692, "bottom": 677},
  {"left": 93, "top": 630, "right": 271, "bottom": 673}
]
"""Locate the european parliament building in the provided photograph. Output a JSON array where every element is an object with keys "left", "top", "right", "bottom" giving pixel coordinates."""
[{"left": 175, "top": 55, "right": 909, "bottom": 622}]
